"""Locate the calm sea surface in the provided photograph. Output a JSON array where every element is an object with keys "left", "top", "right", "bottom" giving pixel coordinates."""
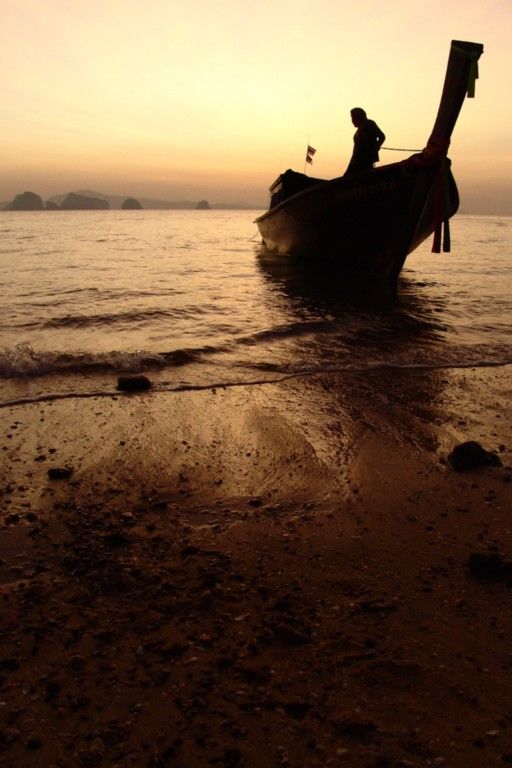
[{"left": 0, "top": 210, "right": 511, "bottom": 402}]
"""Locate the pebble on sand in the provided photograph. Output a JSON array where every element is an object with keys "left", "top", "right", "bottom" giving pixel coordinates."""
[
  {"left": 47, "top": 466, "right": 74, "bottom": 480},
  {"left": 447, "top": 440, "right": 502, "bottom": 471},
  {"left": 116, "top": 375, "right": 152, "bottom": 392},
  {"left": 468, "top": 551, "right": 512, "bottom": 583}
]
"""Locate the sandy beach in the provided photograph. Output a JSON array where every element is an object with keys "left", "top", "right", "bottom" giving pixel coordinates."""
[{"left": 1, "top": 365, "right": 511, "bottom": 767}]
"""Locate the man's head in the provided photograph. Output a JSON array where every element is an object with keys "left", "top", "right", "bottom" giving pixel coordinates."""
[{"left": 350, "top": 107, "right": 367, "bottom": 127}]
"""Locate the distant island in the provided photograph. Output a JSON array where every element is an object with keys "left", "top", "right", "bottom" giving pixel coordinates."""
[
  {"left": 61, "top": 192, "right": 110, "bottom": 210},
  {"left": 4, "top": 191, "right": 44, "bottom": 211},
  {"left": 2, "top": 188, "right": 258, "bottom": 211},
  {"left": 121, "top": 197, "right": 143, "bottom": 210}
]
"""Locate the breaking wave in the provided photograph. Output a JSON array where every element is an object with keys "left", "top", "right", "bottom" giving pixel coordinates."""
[
  {"left": 1, "top": 338, "right": 511, "bottom": 384},
  {"left": 0, "top": 343, "right": 208, "bottom": 379}
]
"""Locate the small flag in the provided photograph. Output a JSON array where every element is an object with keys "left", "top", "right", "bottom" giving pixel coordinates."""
[
  {"left": 305, "top": 144, "right": 316, "bottom": 164},
  {"left": 306, "top": 144, "right": 316, "bottom": 165}
]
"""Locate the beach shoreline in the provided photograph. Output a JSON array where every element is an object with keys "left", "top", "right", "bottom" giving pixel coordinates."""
[{"left": 1, "top": 365, "right": 511, "bottom": 767}]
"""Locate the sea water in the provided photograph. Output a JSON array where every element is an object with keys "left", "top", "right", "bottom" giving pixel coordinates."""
[{"left": 0, "top": 210, "right": 511, "bottom": 404}]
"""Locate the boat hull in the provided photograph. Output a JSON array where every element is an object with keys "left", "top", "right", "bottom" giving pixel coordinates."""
[{"left": 256, "top": 159, "right": 459, "bottom": 282}]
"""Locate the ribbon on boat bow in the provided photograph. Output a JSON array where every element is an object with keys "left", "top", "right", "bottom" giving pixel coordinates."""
[
  {"left": 453, "top": 43, "right": 480, "bottom": 98},
  {"left": 466, "top": 52, "right": 480, "bottom": 98},
  {"left": 432, "top": 159, "right": 451, "bottom": 254}
]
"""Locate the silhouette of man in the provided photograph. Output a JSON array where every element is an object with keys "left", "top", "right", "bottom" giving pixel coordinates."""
[{"left": 345, "top": 108, "right": 385, "bottom": 175}]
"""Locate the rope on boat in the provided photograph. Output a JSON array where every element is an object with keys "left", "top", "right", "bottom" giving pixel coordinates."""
[{"left": 381, "top": 146, "right": 422, "bottom": 152}]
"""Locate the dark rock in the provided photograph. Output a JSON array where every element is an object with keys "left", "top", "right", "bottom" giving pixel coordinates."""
[
  {"left": 61, "top": 192, "right": 109, "bottom": 210},
  {"left": 284, "top": 701, "right": 312, "bottom": 719},
  {"left": 25, "top": 735, "right": 42, "bottom": 751},
  {"left": 0, "top": 658, "right": 20, "bottom": 671},
  {"left": 45, "top": 200, "right": 59, "bottom": 210},
  {"left": 195, "top": 199, "right": 211, "bottom": 210},
  {"left": 44, "top": 680, "right": 62, "bottom": 701},
  {"left": 149, "top": 746, "right": 177, "bottom": 766},
  {"left": 236, "top": 664, "right": 271, "bottom": 684},
  {"left": 331, "top": 713, "right": 377, "bottom": 743},
  {"left": 153, "top": 642, "right": 187, "bottom": 659},
  {"left": 469, "top": 552, "right": 512, "bottom": 583},
  {"left": 7, "top": 191, "right": 44, "bottom": 211},
  {"left": 47, "top": 466, "right": 73, "bottom": 480},
  {"left": 272, "top": 595, "right": 291, "bottom": 612},
  {"left": 67, "top": 654, "right": 86, "bottom": 671},
  {"left": 223, "top": 748, "right": 243, "bottom": 766},
  {"left": 103, "top": 531, "right": 130, "bottom": 548},
  {"left": 448, "top": 441, "right": 503, "bottom": 471},
  {"left": 181, "top": 545, "right": 200, "bottom": 557},
  {"left": 116, "top": 375, "right": 152, "bottom": 392},
  {"left": 121, "top": 197, "right": 143, "bottom": 209}
]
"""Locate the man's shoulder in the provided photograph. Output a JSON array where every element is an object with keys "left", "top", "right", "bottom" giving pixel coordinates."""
[{"left": 366, "top": 119, "right": 384, "bottom": 136}]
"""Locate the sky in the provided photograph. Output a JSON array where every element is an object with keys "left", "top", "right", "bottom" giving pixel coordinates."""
[{"left": 1, "top": 0, "right": 511, "bottom": 212}]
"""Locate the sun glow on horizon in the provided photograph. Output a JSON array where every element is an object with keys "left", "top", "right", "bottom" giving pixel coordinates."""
[{"left": 1, "top": 0, "right": 511, "bottom": 212}]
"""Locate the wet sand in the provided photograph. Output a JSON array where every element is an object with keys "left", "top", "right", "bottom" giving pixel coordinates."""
[{"left": 1, "top": 365, "right": 511, "bottom": 767}]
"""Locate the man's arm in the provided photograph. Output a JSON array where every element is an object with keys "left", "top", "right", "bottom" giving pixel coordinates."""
[{"left": 375, "top": 124, "right": 386, "bottom": 148}]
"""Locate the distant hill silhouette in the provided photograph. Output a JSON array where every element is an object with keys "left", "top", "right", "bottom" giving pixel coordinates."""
[
  {"left": 4, "top": 191, "right": 44, "bottom": 211},
  {"left": 121, "top": 197, "right": 143, "bottom": 210},
  {"left": 47, "top": 189, "right": 255, "bottom": 210},
  {"left": 61, "top": 193, "right": 109, "bottom": 210},
  {"left": 2, "top": 188, "right": 261, "bottom": 212}
]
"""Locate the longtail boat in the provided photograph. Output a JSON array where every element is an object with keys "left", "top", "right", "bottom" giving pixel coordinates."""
[{"left": 255, "top": 40, "right": 483, "bottom": 283}]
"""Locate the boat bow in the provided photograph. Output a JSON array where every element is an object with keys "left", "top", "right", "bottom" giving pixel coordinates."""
[{"left": 256, "top": 40, "right": 484, "bottom": 282}]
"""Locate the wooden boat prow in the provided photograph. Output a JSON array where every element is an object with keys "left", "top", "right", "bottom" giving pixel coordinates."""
[{"left": 256, "top": 40, "right": 483, "bottom": 283}]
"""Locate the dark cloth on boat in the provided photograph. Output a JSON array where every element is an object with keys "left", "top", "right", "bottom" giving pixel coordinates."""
[{"left": 345, "top": 118, "right": 386, "bottom": 175}]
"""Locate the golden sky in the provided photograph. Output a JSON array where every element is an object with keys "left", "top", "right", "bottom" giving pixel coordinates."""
[{"left": 1, "top": 0, "right": 511, "bottom": 211}]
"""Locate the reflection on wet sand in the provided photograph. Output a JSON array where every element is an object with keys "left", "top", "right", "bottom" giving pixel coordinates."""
[
  {"left": 255, "top": 244, "right": 451, "bottom": 452},
  {"left": 256, "top": 244, "right": 447, "bottom": 345},
  {"left": 256, "top": 244, "right": 397, "bottom": 309}
]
